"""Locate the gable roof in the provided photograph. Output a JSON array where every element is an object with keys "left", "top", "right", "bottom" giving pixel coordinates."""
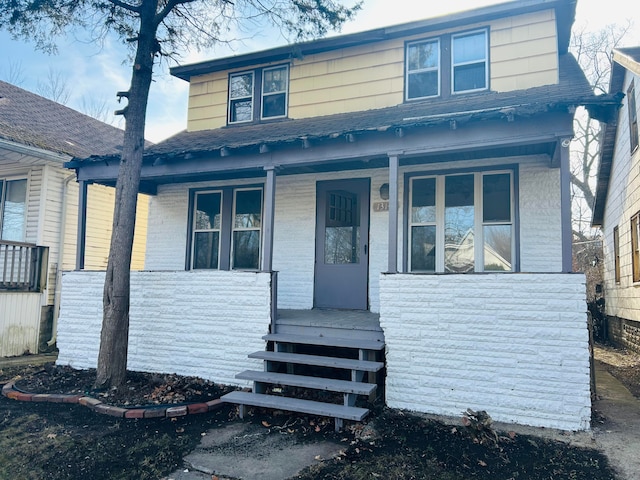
[
  {"left": 592, "top": 47, "right": 640, "bottom": 227},
  {"left": 0, "top": 80, "right": 126, "bottom": 159},
  {"left": 172, "top": 0, "right": 577, "bottom": 81}
]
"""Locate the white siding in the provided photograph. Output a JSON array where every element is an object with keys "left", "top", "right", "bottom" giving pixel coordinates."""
[
  {"left": 380, "top": 273, "right": 590, "bottom": 431},
  {"left": 56, "top": 270, "right": 272, "bottom": 386},
  {"left": 0, "top": 292, "right": 41, "bottom": 357}
]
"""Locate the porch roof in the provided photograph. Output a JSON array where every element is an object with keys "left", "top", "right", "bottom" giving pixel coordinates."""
[{"left": 66, "top": 54, "right": 619, "bottom": 191}]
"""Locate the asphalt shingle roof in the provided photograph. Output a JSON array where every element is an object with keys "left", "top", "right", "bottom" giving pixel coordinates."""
[{"left": 0, "top": 80, "right": 125, "bottom": 159}]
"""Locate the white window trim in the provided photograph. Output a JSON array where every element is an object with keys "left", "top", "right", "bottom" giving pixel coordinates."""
[
  {"left": 190, "top": 189, "right": 223, "bottom": 270},
  {"left": 408, "top": 170, "right": 514, "bottom": 273},
  {"left": 451, "top": 29, "right": 489, "bottom": 95},
  {"left": 230, "top": 187, "right": 263, "bottom": 270},
  {"left": 0, "top": 176, "right": 29, "bottom": 243},
  {"left": 405, "top": 38, "right": 441, "bottom": 101},
  {"left": 228, "top": 70, "right": 255, "bottom": 124},
  {"left": 260, "top": 64, "right": 289, "bottom": 121}
]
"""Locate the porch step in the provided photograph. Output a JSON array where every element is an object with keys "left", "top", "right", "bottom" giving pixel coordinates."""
[
  {"left": 263, "top": 333, "right": 385, "bottom": 351},
  {"left": 221, "top": 391, "right": 369, "bottom": 422},
  {"left": 236, "top": 370, "right": 377, "bottom": 396},
  {"left": 248, "top": 351, "right": 384, "bottom": 372}
]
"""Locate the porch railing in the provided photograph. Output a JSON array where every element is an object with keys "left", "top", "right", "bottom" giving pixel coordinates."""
[{"left": 0, "top": 241, "right": 49, "bottom": 292}]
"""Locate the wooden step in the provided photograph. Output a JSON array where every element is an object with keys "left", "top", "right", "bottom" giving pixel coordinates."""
[
  {"left": 249, "top": 351, "right": 384, "bottom": 372},
  {"left": 263, "top": 333, "right": 385, "bottom": 351},
  {"left": 221, "top": 390, "right": 369, "bottom": 421},
  {"left": 236, "top": 370, "right": 377, "bottom": 396}
]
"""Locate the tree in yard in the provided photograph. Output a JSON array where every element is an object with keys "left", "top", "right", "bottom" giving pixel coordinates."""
[{"left": 0, "top": 0, "right": 361, "bottom": 388}]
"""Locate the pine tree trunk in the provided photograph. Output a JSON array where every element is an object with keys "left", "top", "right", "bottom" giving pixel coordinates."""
[{"left": 95, "top": 0, "right": 159, "bottom": 388}]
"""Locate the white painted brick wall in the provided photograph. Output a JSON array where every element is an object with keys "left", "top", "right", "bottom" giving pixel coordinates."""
[
  {"left": 56, "top": 270, "right": 272, "bottom": 386},
  {"left": 379, "top": 272, "right": 590, "bottom": 431}
]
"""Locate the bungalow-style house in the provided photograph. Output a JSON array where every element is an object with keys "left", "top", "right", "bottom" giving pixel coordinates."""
[
  {"left": 0, "top": 81, "right": 148, "bottom": 357},
  {"left": 592, "top": 47, "right": 640, "bottom": 353},
  {"left": 59, "top": 0, "right": 618, "bottom": 430}
]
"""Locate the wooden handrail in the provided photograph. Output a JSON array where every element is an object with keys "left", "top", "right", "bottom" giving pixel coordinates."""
[{"left": 0, "top": 241, "right": 49, "bottom": 292}]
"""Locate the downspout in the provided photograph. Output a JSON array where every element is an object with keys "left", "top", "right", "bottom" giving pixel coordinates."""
[{"left": 48, "top": 173, "right": 76, "bottom": 346}]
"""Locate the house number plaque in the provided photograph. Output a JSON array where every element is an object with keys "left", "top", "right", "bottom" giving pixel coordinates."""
[{"left": 373, "top": 202, "right": 389, "bottom": 212}]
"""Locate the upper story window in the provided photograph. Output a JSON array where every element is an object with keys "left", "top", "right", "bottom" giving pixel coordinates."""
[
  {"left": 405, "top": 29, "right": 488, "bottom": 101},
  {"left": 452, "top": 30, "right": 488, "bottom": 93},
  {"left": 228, "top": 65, "right": 289, "bottom": 125},
  {"left": 408, "top": 170, "right": 514, "bottom": 273},
  {"left": 406, "top": 39, "right": 440, "bottom": 100},
  {"left": 628, "top": 80, "right": 638, "bottom": 153},
  {"left": 0, "top": 178, "right": 27, "bottom": 242}
]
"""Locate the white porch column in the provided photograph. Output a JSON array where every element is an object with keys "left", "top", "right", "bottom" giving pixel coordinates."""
[
  {"left": 387, "top": 154, "right": 399, "bottom": 273},
  {"left": 261, "top": 166, "right": 276, "bottom": 272},
  {"left": 559, "top": 136, "right": 572, "bottom": 272}
]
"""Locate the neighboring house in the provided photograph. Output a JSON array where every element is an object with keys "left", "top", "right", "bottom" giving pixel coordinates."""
[
  {"left": 60, "top": 0, "right": 618, "bottom": 430},
  {"left": 592, "top": 47, "right": 640, "bottom": 353},
  {"left": 0, "top": 81, "right": 149, "bottom": 357}
]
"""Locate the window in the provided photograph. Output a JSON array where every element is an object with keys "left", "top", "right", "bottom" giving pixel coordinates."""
[
  {"left": 405, "top": 29, "right": 488, "bottom": 101},
  {"left": 452, "top": 30, "right": 488, "bottom": 93},
  {"left": 632, "top": 213, "right": 640, "bottom": 283},
  {"left": 613, "top": 226, "right": 620, "bottom": 283},
  {"left": 406, "top": 39, "right": 440, "bottom": 100},
  {"left": 0, "top": 179, "right": 27, "bottom": 242},
  {"left": 408, "top": 170, "right": 513, "bottom": 272},
  {"left": 189, "top": 186, "right": 263, "bottom": 270},
  {"left": 628, "top": 81, "right": 639, "bottom": 153},
  {"left": 228, "top": 65, "right": 289, "bottom": 124}
]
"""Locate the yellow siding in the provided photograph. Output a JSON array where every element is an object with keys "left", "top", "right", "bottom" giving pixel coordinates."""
[{"left": 186, "top": 9, "right": 560, "bottom": 130}]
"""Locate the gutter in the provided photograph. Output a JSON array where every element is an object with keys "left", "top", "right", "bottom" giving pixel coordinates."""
[{"left": 0, "top": 138, "right": 69, "bottom": 164}]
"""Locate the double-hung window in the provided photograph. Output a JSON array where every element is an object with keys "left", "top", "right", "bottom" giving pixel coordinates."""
[
  {"left": 189, "top": 187, "right": 263, "bottom": 270},
  {"left": 228, "top": 65, "right": 289, "bottom": 124},
  {"left": 0, "top": 178, "right": 27, "bottom": 242},
  {"left": 628, "top": 80, "right": 638, "bottom": 153},
  {"left": 452, "top": 30, "right": 488, "bottom": 93},
  {"left": 408, "top": 170, "right": 514, "bottom": 273},
  {"left": 406, "top": 39, "right": 440, "bottom": 100}
]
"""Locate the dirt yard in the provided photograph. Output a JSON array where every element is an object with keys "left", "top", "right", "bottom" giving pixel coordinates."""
[{"left": 0, "top": 344, "right": 636, "bottom": 480}]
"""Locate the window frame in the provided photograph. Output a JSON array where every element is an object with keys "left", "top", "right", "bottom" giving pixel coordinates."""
[
  {"left": 0, "top": 177, "right": 28, "bottom": 242},
  {"left": 187, "top": 184, "right": 264, "bottom": 271},
  {"left": 451, "top": 29, "right": 489, "bottom": 95},
  {"left": 613, "top": 225, "right": 621, "bottom": 283},
  {"left": 230, "top": 187, "right": 264, "bottom": 270},
  {"left": 190, "top": 189, "right": 223, "bottom": 270},
  {"left": 628, "top": 80, "right": 639, "bottom": 154},
  {"left": 228, "top": 64, "right": 289, "bottom": 125},
  {"left": 632, "top": 212, "right": 640, "bottom": 283},
  {"left": 405, "top": 167, "right": 517, "bottom": 273},
  {"left": 405, "top": 37, "right": 441, "bottom": 101}
]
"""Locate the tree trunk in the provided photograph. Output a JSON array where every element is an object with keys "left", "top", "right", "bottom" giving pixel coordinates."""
[{"left": 95, "top": 0, "right": 159, "bottom": 388}]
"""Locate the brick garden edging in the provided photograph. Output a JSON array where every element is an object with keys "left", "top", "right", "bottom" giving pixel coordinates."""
[{"left": 1, "top": 379, "right": 223, "bottom": 419}]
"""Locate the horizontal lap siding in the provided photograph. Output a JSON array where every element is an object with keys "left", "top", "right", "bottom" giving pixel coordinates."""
[
  {"left": 185, "top": 11, "right": 560, "bottom": 131},
  {"left": 56, "top": 271, "right": 271, "bottom": 386},
  {"left": 0, "top": 293, "right": 41, "bottom": 357},
  {"left": 380, "top": 273, "right": 590, "bottom": 431}
]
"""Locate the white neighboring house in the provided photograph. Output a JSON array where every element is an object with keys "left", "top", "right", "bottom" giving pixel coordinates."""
[
  {"left": 592, "top": 47, "right": 640, "bottom": 353},
  {"left": 0, "top": 81, "right": 149, "bottom": 357},
  {"left": 59, "top": 0, "right": 621, "bottom": 430}
]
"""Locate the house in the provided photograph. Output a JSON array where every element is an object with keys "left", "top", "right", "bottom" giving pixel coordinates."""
[
  {"left": 59, "top": 0, "right": 619, "bottom": 430},
  {"left": 0, "top": 81, "right": 149, "bottom": 358},
  {"left": 592, "top": 47, "right": 640, "bottom": 353}
]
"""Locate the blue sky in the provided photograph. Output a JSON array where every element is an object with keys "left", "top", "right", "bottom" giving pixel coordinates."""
[{"left": 1, "top": 0, "right": 637, "bottom": 143}]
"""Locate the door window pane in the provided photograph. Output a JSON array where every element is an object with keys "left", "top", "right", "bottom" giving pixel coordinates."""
[
  {"left": 1, "top": 179, "right": 27, "bottom": 242},
  {"left": 444, "top": 175, "right": 474, "bottom": 273},
  {"left": 325, "top": 191, "right": 360, "bottom": 264},
  {"left": 483, "top": 225, "right": 512, "bottom": 271}
]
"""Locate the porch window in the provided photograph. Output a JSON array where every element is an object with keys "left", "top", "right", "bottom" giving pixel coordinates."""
[
  {"left": 613, "top": 225, "right": 620, "bottom": 283},
  {"left": 632, "top": 212, "right": 640, "bottom": 282},
  {"left": 188, "top": 186, "right": 263, "bottom": 270},
  {"left": 452, "top": 30, "right": 488, "bottom": 93},
  {"left": 228, "top": 65, "right": 289, "bottom": 125},
  {"left": 628, "top": 81, "right": 638, "bottom": 153},
  {"left": 0, "top": 179, "right": 27, "bottom": 242},
  {"left": 408, "top": 171, "right": 514, "bottom": 273}
]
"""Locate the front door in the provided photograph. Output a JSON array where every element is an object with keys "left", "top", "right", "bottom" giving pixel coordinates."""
[{"left": 314, "top": 178, "right": 370, "bottom": 310}]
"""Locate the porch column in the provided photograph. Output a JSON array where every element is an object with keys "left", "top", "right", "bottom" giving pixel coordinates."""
[
  {"left": 387, "top": 154, "right": 399, "bottom": 273},
  {"left": 261, "top": 166, "right": 276, "bottom": 272},
  {"left": 559, "top": 137, "right": 572, "bottom": 273},
  {"left": 75, "top": 180, "right": 88, "bottom": 270}
]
